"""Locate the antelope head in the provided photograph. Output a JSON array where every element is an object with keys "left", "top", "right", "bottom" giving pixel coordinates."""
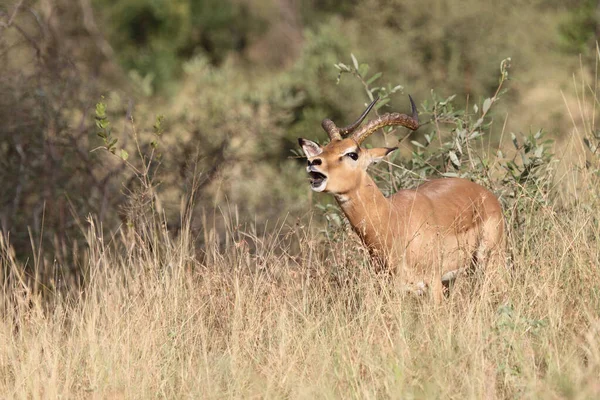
[{"left": 298, "top": 96, "right": 419, "bottom": 194}]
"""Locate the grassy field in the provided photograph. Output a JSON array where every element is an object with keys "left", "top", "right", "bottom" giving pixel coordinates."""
[{"left": 2, "top": 99, "right": 600, "bottom": 399}]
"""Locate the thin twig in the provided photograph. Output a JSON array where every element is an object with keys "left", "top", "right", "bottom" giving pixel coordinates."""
[{"left": 0, "top": 0, "right": 24, "bottom": 30}]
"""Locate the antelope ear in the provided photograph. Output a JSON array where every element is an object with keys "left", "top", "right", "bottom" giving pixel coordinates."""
[
  {"left": 298, "top": 138, "right": 323, "bottom": 158},
  {"left": 366, "top": 147, "right": 397, "bottom": 165}
]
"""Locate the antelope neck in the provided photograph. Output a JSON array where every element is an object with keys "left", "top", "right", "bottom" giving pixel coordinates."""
[{"left": 334, "top": 174, "right": 393, "bottom": 240}]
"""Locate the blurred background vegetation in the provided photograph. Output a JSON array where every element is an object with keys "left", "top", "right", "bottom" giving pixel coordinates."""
[{"left": 0, "top": 0, "right": 598, "bottom": 282}]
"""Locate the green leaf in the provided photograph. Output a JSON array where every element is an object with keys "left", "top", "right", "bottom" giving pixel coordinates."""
[
  {"left": 455, "top": 138, "right": 463, "bottom": 155},
  {"left": 351, "top": 53, "right": 359, "bottom": 70},
  {"left": 441, "top": 172, "right": 459, "bottom": 178},
  {"left": 366, "top": 72, "right": 382, "bottom": 85},
  {"left": 375, "top": 98, "right": 390, "bottom": 110},
  {"left": 534, "top": 145, "right": 544, "bottom": 158},
  {"left": 358, "top": 63, "right": 369, "bottom": 77},
  {"left": 511, "top": 132, "right": 519, "bottom": 149},
  {"left": 504, "top": 161, "right": 516, "bottom": 172},
  {"left": 120, "top": 149, "right": 129, "bottom": 161},
  {"left": 95, "top": 101, "right": 106, "bottom": 118},
  {"left": 469, "top": 131, "right": 483, "bottom": 139},
  {"left": 96, "top": 119, "right": 110, "bottom": 130},
  {"left": 439, "top": 95, "right": 456, "bottom": 106},
  {"left": 448, "top": 150, "right": 461, "bottom": 168},
  {"left": 153, "top": 115, "right": 165, "bottom": 136},
  {"left": 337, "top": 63, "right": 351, "bottom": 72},
  {"left": 411, "top": 140, "right": 425, "bottom": 148},
  {"left": 390, "top": 85, "right": 404, "bottom": 94},
  {"left": 482, "top": 98, "right": 493, "bottom": 114}
]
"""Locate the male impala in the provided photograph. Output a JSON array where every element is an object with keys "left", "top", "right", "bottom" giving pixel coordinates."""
[{"left": 299, "top": 96, "right": 504, "bottom": 302}]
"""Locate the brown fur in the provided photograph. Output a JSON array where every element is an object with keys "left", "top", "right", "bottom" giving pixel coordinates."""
[{"left": 300, "top": 137, "right": 505, "bottom": 303}]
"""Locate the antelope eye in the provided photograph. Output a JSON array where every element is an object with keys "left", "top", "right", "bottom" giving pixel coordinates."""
[{"left": 346, "top": 152, "right": 359, "bottom": 161}]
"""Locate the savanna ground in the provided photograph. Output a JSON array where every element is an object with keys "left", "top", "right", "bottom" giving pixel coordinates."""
[{"left": 2, "top": 0, "right": 600, "bottom": 398}]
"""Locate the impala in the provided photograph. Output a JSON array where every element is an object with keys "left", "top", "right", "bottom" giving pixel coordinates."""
[{"left": 298, "top": 96, "right": 505, "bottom": 302}]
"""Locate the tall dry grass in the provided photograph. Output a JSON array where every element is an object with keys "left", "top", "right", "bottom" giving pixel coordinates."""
[
  {"left": 1, "top": 157, "right": 599, "bottom": 399},
  {"left": 2, "top": 76, "right": 600, "bottom": 400}
]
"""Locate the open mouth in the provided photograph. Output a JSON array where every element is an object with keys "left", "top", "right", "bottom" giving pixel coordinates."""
[{"left": 308, "top": 171, "right": 327, "bottom": 190}]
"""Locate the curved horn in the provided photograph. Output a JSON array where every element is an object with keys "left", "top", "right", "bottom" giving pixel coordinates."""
[
  {"left": 321, "top": 96, "right": 380, "bottom": 141},
  {"left": 321, "top": 118, "right": 342, "bottom": 141},
  {"left": 351, "top": 95, "right": 419, "bottom": 144},
  {"left": 339, "top": 96, "right": 379, "bottom": 135}
]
